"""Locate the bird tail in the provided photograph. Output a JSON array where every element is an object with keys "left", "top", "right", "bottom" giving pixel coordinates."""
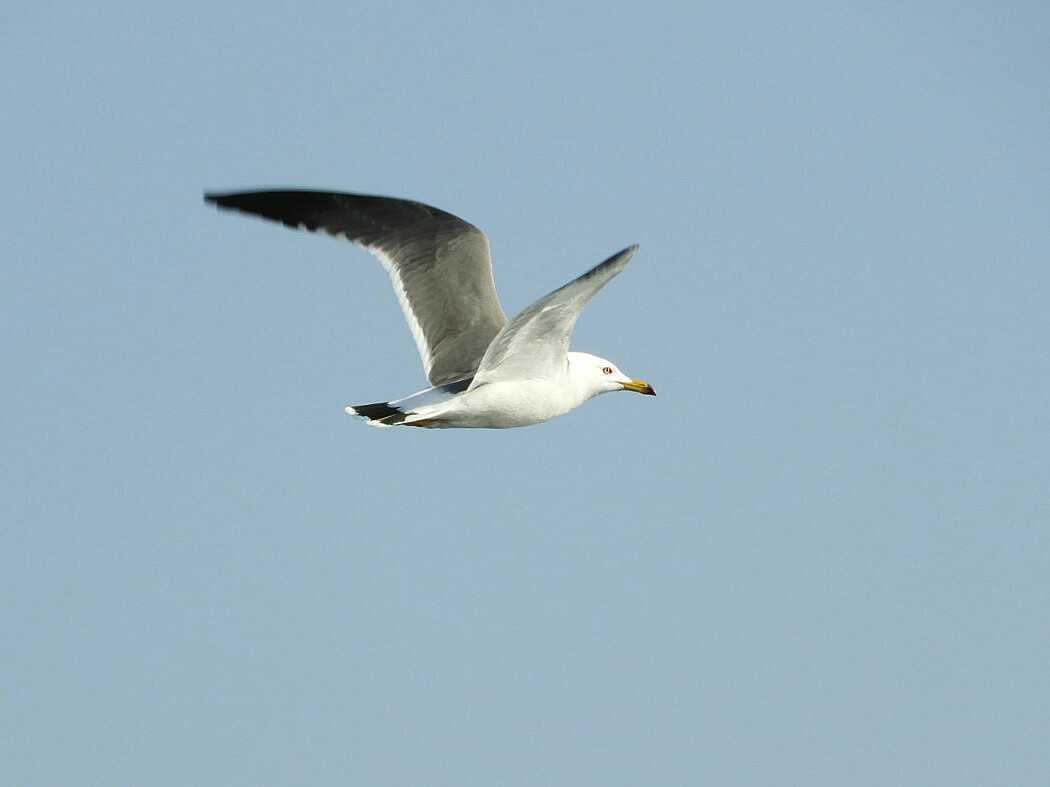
[
  {"left": 345, "top": 376, "right": 472, "bottom": 429},
  {"left": 345, "top": 401, "right": 408, "bottom": 428}
]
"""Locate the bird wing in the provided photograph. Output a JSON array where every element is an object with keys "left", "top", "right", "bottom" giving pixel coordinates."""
[
  {"left": 469, "top": 245, "right": 638, "bottom": 386},
  {"left": 204, "top": 190, "right": 507, "bottom": 386}
]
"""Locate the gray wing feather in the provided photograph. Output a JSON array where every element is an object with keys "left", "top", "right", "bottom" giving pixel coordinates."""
[
  {"left": 470, "top": 245, "right": 638, "bottom": 386},
  {"left": 204, "top": 190, "right": 507, "bottom": 385}
]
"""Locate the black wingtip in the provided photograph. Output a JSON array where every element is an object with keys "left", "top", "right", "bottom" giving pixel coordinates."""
[
  {"left": 203, "top": 191, "right": 238, "bottom": 207},
  {"left": 204, "top": 191, "right": 234, "bottom": 209}
]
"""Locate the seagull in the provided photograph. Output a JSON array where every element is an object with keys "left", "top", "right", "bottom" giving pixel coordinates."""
[{"left": 204, "top": 190, "right": 655, "bottom": 429}]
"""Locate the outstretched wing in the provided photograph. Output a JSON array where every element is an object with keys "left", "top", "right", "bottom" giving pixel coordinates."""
[
  {"left": 470, "top": 245, "right": 638, "bottom": 386},
  {"left": 204, "top": 190, "right": 508, "bottom": 385}
]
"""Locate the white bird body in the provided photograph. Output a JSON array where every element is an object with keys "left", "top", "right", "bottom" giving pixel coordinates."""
[
  {"left": 395, "top": 352, "right": 636, "bottom": 428},
  {"left": 405, "top": 379, "right": 579, "bottom": 429},
  {"left": 205, "top": 190, "right": 655, "bottom": 429}
]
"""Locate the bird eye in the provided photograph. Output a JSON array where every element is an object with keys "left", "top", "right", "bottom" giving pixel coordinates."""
[{"left": 602, "top": 366, "right": 613, "bottom": 375}]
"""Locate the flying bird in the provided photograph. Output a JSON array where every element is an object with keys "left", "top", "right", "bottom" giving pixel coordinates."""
[{"left": 204, "top": 190, "right": 655, "bottom": 428}]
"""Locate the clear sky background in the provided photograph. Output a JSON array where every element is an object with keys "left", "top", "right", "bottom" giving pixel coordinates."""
[{"left": 3, "top": 2, "right": 1048, "bottom": 785}]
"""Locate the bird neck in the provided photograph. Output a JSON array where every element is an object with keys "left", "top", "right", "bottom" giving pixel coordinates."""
[{"left": 566, "top": 352, "right": 602, "bottom": 403}]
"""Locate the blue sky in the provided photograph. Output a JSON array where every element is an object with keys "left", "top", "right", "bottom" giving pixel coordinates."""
[{"left": 3, "top": 2, "right": 1049, "bottom": 785}]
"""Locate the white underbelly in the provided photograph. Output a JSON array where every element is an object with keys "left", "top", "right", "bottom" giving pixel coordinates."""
[{"left": 436, "top": 380, "right": 581, "bottom": 428}]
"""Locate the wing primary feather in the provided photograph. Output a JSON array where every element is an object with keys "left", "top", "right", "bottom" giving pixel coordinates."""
[{"left": 205, "top": 190, "right": 508, "bottom": 385}]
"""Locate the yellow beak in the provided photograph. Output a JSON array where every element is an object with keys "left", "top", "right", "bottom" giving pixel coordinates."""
[{"left": 621, "top": 379, "right": 656, "bottom": 396}]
